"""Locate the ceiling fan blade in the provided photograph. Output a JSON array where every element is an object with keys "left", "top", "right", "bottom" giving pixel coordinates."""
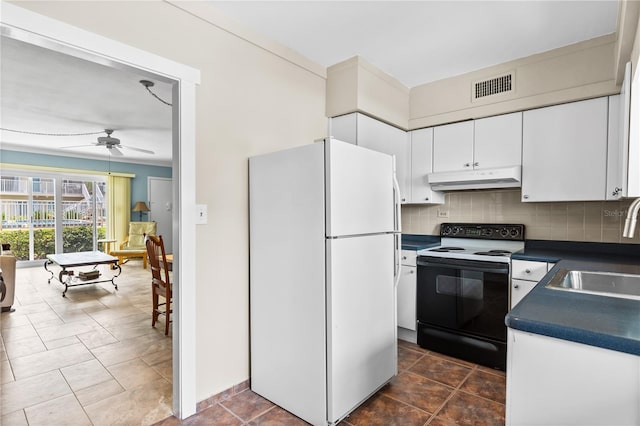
[
  {"left": 123, "top": 145, "right": 155, "bottom": 155},
  {"left": 108, "top": 146, "right": 124, "bottom": 156},
  {"left": 60, "top": 144, "right": 97, "bottom": 149}
]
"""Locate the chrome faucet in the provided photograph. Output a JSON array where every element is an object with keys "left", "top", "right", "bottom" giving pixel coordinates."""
[{"left": 623, "top": 198, "right": 640, "bottom": 238}]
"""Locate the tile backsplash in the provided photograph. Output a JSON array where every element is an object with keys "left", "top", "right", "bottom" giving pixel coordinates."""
[{"left": 401, "top": 189, "right": 640, "bottom": 244}]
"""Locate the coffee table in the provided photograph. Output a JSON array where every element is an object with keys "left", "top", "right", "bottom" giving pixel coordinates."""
[{"left": 44, "top": 251, "right": 121, "bottom": 297}]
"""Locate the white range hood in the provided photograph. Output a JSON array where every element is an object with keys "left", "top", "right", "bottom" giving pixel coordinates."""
[{"left": 427, "top": 165, "right": 522, "bottom": 191}]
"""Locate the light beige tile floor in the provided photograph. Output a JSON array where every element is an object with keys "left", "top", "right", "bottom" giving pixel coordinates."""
[{"left": 0, "top": 259, "right": 173, "bottom": 425}]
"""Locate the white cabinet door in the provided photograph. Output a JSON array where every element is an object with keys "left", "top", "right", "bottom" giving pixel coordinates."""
[
  {"left": 474, "top": 112, "right": 522, "bottom": 169},
  {"left": 628, "top": 61, "right": 640, "bottom": 197},
  {"left": 506, "top": 329, "right": 640, "bottom": 426},
  {"left": 608, "top": 62, "right": 633, "bottom": 199},
  {"left": 606, "top": 94, "right": 622, "bottom": 200},
  {"left": 329, "top": 114, "right": 357, "bottom": 145},
  {"left": 433, "top": 121, "right": 474, "bottom": 172},
  {"left": 397, "top": 265, "right": 416, "bottom": 330},
  {"left": 409, "top": 128, "right": 444, "bottom": 204},
  {"left": 522, "top": 97, "right": 608, "bottom": 202},
  {"left": 510, "top": 279, "right": 537, "bottom": 309}
]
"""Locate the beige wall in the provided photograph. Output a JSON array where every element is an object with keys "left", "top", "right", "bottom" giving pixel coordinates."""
[
  {"left": 12, "top": 1, "right": 327, "bottom": 401},
  {"left": 402, "top": 189, "right": 640, "bottom": 244},
  {"left": 410, "top": 35, "right": 619, "bottom": 129},
  {"left": 630, "top": 2, "right": 640, "bottom": 79},
  {"left": 326, "top": 37, "right": 620, "bottom": 132},
  {"left": 326, "top": 56, "right": 409, "bottom": 129}
]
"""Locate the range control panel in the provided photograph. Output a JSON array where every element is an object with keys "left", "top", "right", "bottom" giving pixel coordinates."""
[{"left": 439, "top": 223, "right": 525, "bottom": 241}]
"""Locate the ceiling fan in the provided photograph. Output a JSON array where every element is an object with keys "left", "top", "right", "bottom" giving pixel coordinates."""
[{"left": 63, "top": 129, "right": 155, "bottom": 156}]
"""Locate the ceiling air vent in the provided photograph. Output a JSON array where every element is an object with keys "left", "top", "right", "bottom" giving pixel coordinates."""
[{"left": 472, "top": 72, "right": 514, "bottom": 101}]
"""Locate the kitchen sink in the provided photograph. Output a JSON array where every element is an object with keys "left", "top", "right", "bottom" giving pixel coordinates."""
[{"left": 546, "top": 269, "right": 640, "bottom": 301}]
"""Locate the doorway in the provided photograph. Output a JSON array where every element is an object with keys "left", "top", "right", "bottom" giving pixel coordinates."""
[{"left": 1, "top": 3, "right": 200, "bottom": 419}]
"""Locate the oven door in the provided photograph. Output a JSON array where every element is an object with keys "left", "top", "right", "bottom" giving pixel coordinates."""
[{"left": 416, "top": 256, "right": 509, "bottom": 342}]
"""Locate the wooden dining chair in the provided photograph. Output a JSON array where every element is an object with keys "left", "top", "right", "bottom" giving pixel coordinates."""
[{"left": 145, "top": 235, "right": 172, "bottom": 335}]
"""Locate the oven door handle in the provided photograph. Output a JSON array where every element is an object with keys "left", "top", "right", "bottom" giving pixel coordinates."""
[{"left": 417, "top": 261, "right": 509, "bottom": 275}]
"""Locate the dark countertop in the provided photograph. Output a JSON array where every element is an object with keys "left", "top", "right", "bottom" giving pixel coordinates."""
[
  {"left": 507, "top": 241, "right": 640, "bottom": 356},
  {"left": 401, "top": 234, "right": 440, "bottom": 251},
  {"left": 512, "top": 239, "right": 640, "bottom": 263}
]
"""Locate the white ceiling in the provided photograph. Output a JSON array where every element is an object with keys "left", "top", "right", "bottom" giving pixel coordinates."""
[
  {"left": 0, "top": 1, "right": 619, "bottom": 166},
  {"left": 211, "top": 0, "right": 619, "bottom": 87},
  {"left": 1, "top": 36, "right": 174, "bottom": 166}
]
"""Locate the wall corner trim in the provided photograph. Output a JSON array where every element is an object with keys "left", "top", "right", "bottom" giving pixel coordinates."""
[{"left": 165, "top": 0, "right": 327, "bottom": 80}]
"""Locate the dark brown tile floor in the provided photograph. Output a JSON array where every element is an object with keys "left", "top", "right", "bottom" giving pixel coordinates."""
[{"left": 155, "top": 339, "right": 505, "bottom": 426}]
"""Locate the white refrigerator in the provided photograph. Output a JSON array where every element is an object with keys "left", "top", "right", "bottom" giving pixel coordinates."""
[{"left": 249, "top": 138, "right": 400, "bottom": 425}]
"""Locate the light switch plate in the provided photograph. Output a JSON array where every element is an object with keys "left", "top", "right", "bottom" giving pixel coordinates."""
[{"left": 196, "top": 204, "right": 208, "bottom": 225}]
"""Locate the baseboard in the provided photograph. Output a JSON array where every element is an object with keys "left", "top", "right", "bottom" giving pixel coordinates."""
[
  {"left": 195, "top": 379, "right": 250, "bottom": 413},
  {"left": 398, "top": 327, "right": 417, "bottom": 344}
]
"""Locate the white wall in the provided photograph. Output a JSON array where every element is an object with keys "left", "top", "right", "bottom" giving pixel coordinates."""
[{"left": 11, "top": 1, "right": 327, "bottom": 401}]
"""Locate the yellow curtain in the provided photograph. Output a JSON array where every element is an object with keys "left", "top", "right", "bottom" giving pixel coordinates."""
[{"left": 107, "top": 175, "right": 131, "bottom": 247}]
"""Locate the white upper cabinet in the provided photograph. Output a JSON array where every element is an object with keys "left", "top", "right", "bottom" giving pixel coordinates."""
[
  {"left": 410, "top": 128, "right": 444, "bottom": 204},
  {"left": 629, "top": 61, "right": 640, "bottom": 197},
  {"left": 474, "top": 112, "right": 523, "bottom": 169},
  {"left": 606, "top": 94, "right": 623, "bottom": 200},
  {"left": 432, "top": 112, "right": 522, "bottom": 173},
  {"left": 610, "top": 61, "right": 640, "bottom": 199},
  {"left": 330, "top": 113, "right": 410, "bottom": 202},
  {"left": 331, "top": 113, "right": 445, "bottom": 205},
  {"left": 433, "top": 121, "right": 474, "bottom": 172},
  {"left": 522, "top": 97, "right": 608, "bottom": 202},
  {"left": 330, "top": 113, "right": 357, "bottom": 145}
]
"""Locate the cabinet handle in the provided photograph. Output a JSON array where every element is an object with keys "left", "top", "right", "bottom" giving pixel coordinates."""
[
  {"left": 473, "top": 162, "right": 479, "bottom": 167},
  {"left": 464, "top": 163, "right": 471, "bottom": 167},
  {"left": 425, "top": 197, "right": 429, "bottom": 201},
  {"left": 525, "top": 269, "right": 531, "bottom": 274},
  {"left": 409, "top": 270, "right": 414, "bottom": 274},
  {"left": 612, "top": 187, "right": 622, "bottom": 196},
  {"left": 514, "top": 284, "right": 520, "bottom": 289},
  {"left": 523, "top": 195, "right": 530, "bottom": 200},
  {"left": 401, "top": 198, "right": 406, "bottom": 202},
  {"left": 402, "top": 256, "right": 407, "bottom": 260}
]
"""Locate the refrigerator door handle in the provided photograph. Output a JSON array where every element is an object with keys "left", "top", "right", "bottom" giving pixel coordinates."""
[
  {"left": 392, "top": 156, "right": 402, "bottom": 287},
  {"left": 392, "top": 156, "right": 401, "bottom": 233},
  {"left": 394, "top": 232, "right": 401, "bottom": 287}
]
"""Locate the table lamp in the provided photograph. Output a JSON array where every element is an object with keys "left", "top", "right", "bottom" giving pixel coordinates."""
[{"left": 133, "top": 201, "right": 150, "bottom": 221}]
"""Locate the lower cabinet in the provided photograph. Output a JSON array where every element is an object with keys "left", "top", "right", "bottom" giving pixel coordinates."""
[
  {"left": 510, "top": 259, "right": 555, "bottom": 309},
  {"left": 506, "top": 329, "right": 640, "bottom": 425},
  {"left": 397, "top": 250, "right": 416, "bottom": 331},
  {"left": 510, "top": 279, "right": 537, "bottom": 308}
]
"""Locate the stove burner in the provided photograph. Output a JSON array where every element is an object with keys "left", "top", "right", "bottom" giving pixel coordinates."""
[
  {"left": 474, "top": 250, "right": 512, "bottom": 256},
  {"left": 430, "top": 247, "right": 465, "bottom": 252}
]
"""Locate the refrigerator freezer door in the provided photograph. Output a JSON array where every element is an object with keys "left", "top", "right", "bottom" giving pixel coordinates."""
[
  {"left": 326, "top": 233, "right": 397, "bottom": 422},
  {"left": 249, "top": 143, "right": 328, "bottom": 425},
  {"left": 326, "top": 139, "right": 395, "bottom": 237}
]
